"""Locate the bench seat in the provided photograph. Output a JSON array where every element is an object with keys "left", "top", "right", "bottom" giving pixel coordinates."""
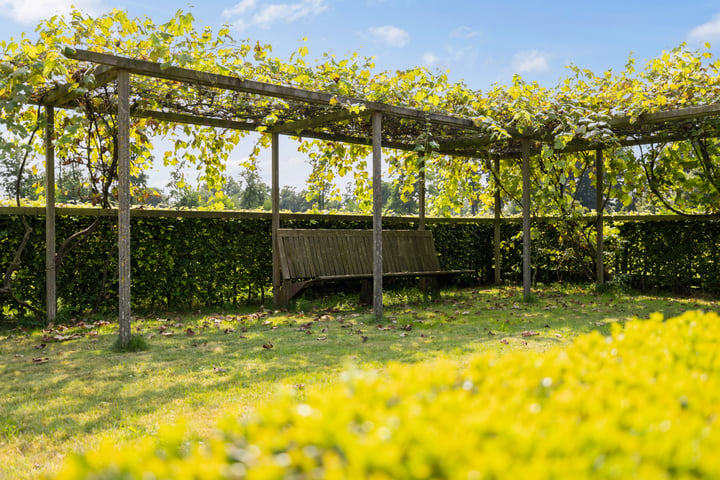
[{"left": 276, "top": 229, "right": 473, "bottom": 304}]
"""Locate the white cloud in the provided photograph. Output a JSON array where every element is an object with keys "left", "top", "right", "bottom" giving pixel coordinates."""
[
  {"left": 222, "top": 0, "right": 329, "bottom": 30},
  {"left": 687, "top": 13, "right": 720, "bottom": 44},
  {"left": 222, "top": 0, "right": 257, "bottom": 17},
  {"left": 368, "top": 25, "right": 409, "bottom": 48},
  {"left": 512, "top": 50, "right": 550, "bottom": 73},
  {"left": 0, "top": 0, "right": 102, "bottom": 24},
  {"left": 422, "top": 52, "right": 439, "bottom": 67},
  {"left": 450, "top": 26, "right": 480, "bottom": 39}
]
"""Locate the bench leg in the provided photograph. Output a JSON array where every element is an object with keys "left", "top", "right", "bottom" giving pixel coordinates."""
[
  {"left": 275, "top": 280, "right": 310, "bottom": 308},
  {"left": 359, "top": 279, "right": 373, "bottom": 305},
  {"left": 274, "top": 283, "right": 288, "bottom": 308},
  {"left": 419, "top": 277, "right": 440, "bottom": 301}
]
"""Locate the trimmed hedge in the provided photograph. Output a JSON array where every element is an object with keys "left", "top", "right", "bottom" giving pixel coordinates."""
[
  {"left": 2, "top": 213, "right": 719, "bottom": 317},
  {"left": 0, "top": 214, "right": 496, "bottom": 315},
  {"left": 614, "top": 220, "right": 720, "bottom": 292},
  {"left": 52, "top": 310, "right": 720, "bottom": 479}
]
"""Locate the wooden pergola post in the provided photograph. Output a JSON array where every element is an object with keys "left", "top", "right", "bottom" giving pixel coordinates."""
[
  {"left": 493, "top": 156, "right": 502, "bottom": 285},
  {"left": 44, "top": 105, "right": 56, "bottom": 323},
  {"left": 418, "top": 157, "right": 426, "bottom": 231},
  {"left": 117, "top": 69, "right": 131, "bottom": 347},
  {"left": 272, "top": 133, "right": 281, "bottom": 305},
  {"left": 521, "top": 138, "right": 532, "bottom": 300},
  {"left": 372, "top": 111, "right": 383, "bottom": 320},
  {"left": 596, "top": 148, "right": 605, "bottom": 285}
]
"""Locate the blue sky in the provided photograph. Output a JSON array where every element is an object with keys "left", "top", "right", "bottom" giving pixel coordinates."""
[{"left": 2, "top": 0, "right": 720, "bottom": 191}]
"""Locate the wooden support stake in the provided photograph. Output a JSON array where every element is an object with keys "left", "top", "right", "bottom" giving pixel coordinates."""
[
  {"left": 372, "top": 112, "right": 383, "bottom": 320},
  {"left": 596, "top": 148, "right": 605, "bottom": 285},
  {"left": 272, "top": 133, "right": 281, "bottom": 305},
  {"left": 493, "top": 156, "right": 502, "bottom": 285},
  {"left": 417, "top": 157, "right": 428, "bottom": 295},
  {"left": 418, "top": 157, "right": 426, "bottom": 231},
  {"left": 521, "top": 138, "right": 532, "bottom": 301},
  {"left": 45, "top": 105, "right": 56, "bottom": 324},
  {"left": 117, "top": 69, "right": 131, "bottom": 347}
]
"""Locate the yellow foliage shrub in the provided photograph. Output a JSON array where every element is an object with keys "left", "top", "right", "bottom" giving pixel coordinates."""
[{"left": 54, "top": 311, "right": 720, "bottom": 479}]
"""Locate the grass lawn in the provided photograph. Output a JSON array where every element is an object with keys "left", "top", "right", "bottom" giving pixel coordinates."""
[{"left": 1, "top": 284, "right": 717, "bottom": 479}]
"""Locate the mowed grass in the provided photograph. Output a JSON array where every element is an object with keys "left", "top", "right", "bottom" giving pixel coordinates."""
[{"left": 1, "top": 284, "right": 717, "bottom": 479}]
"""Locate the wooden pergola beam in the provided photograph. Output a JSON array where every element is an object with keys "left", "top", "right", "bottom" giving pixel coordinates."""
[
  {"left": 62, "top": 48, "right": 489, "bottom": 132},
  {"left": 268, "top": 109, "right": 370, "bottom": 133},
  {"left": 40, "top": 65, "right": 117, "bottom": 106},
  {"left": 610, "top": 103, "right": 720, "bottom": 127},
  {"left": 133, "top": 109, "right": 258, "bottom": 131}
]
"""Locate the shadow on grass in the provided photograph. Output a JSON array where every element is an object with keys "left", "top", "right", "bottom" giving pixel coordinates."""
[{"left": 1, "top": 283, "right": 717, "bottom": 469}]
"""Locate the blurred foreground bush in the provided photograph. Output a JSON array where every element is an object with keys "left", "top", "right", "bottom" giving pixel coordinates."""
[{"left": 54, "top": 310, "right": 720, "bottom": 479}]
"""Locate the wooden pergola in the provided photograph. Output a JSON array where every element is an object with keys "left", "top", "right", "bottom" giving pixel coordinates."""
[{"left": 30, "top": 48, "right": 720, "bottom": 341}]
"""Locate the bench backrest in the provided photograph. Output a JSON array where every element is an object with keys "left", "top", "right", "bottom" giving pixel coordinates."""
[{"left": 277, "top": 229, "right": 442, "bottom": 280}]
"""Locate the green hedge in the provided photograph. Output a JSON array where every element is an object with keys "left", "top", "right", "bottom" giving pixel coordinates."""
[
  {"left": 0, "top": 214, "right": 495, "bottom": 316},
  {"left": 52, "top": 310, "right": 720, "bottom": 479},
  {"left": 2, "top": 213, "right": 718, "bottom": 318},
  {"left": 613, "top": 220, "right": 720, "bottom": 292},
  {"left": 0, "top": 215, "right": 274, "bottom": 315}
]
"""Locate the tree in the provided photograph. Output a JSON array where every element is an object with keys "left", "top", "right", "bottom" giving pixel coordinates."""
[
  {"left": 238, "top": 169, "right": 269, "bottom": 210},
  {"left": 279, "top": 185, "right": 311, "bottom": 212}
]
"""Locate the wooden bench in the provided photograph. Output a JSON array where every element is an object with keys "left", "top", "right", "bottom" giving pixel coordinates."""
[{"left": 275, "top": 229, "right": 473, "bottom": 304}]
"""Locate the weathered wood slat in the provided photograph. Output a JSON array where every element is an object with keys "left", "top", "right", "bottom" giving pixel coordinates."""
[{"left": 275, "top": 229, "right": 473, "bottom": 304}]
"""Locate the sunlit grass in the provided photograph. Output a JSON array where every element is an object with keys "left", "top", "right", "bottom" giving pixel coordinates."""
[{"left": 0, "top": 283, "right": 717, "bottom": 479}]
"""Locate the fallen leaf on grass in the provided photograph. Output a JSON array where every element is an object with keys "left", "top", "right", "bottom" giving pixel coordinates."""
[
  {"left": 262, "top": 342, "right": 274, "bottom": 350},
  {"left": 186, "top": 328, "right": 195, "bottom": 336},
  {"left": 316, "top": 336, "right": 327, "bottom": 341},
  {"left": 223, "top": 328, "right": 235, "bottom": 334},
  {"left": 42, "top": 333, "right": 83, "bottom": 342},
  {"left": 521, "top": 331, "right": 539, "bottom": 337},
  {"left": 554, "top": 333, "right": 563, "bottom": 338},
  {"left": 487, "top": 331, "right": 496, "bottom": 336},
  {"left": 32, "top": 357, "right": 49, "bottom": 364},
  {"left": 161, "top": 331, "right": 174, "bottom": 337},
  {"left": 213, "top": 367, "right": 228, "bottom": 373},
  {"left": 400, "top": 332, "right": 409, "bottom": 337},
  {"left": 14, "top": 354, "right": 24, "bottom": 358},
  {"left": 500, "top": 339, "right": 509, "bottom": 345},
  {"left": 361, "top": 336, "right": 369, "bottom": 343},
  {"left": 34, "top": 343, "right": 47, "bottom": 349}
]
